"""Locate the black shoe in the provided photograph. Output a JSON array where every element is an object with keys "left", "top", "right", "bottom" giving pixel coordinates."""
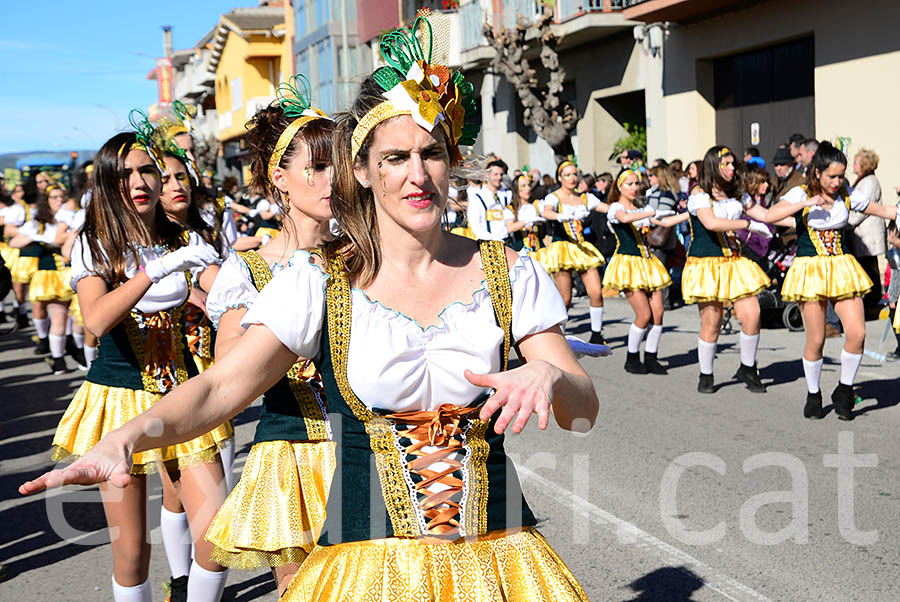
[
  {"left": 698, "top": 373, "right": 714, "bottom": 394},
  {"left": 33, "top": 337, "right": 49, "bottom": 355},
  {"left": 803, "top": 391, "right": 823, "bottom": 419},
  {"left": 48, "top": 357, "right": 71, "bottom": 375},
  {"left": 0, "top": 311, "right": 6, "bottom": 324},
  {"left": 16, "top": 312, "right": 28, "bottom": 329},
  {"left": 624, "top": 351, "right": 648, "bottom": 374},
  {"left": 71, "top": 347, "right": 88, "bottom": 371},
  {"left": 589, "top": 331, "right": 607, "bottom": 346},
  {"left": 65, "top": 334, "right": 79, "bottom": 357},
  {"left": 887, "top": 349, "right": 900, "bottom": 360},
  {"left": 165, "top": 575, "right": 189, "bottom": 602},
  {"left": 735, "top": 363, "right": 767, "bottom": 393},
  {"left": 643, "top": 351, "right": 667, "bottom": 374},
  {"left": 831, "top": 383, "right": 855, "bottom": 421}
]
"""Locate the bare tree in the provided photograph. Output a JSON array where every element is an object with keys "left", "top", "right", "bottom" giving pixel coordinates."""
[{"left": 482, "top": 2, "right": 577, "bottom": 164}]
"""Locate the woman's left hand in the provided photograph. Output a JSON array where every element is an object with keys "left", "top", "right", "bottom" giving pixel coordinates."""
[{"left": 464, "top": 360, "right": 561, "bottom": 435}]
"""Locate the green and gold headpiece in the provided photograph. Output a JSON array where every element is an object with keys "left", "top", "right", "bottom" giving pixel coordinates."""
[
  {"left": 267, "top": 73, "right": 330, "bottom": 184},
  {"left": 124, "top": 109, "right": 167, "bottom": 173},
  {"left": 351, "top": 9, "right": 479, "bottom": 165}
]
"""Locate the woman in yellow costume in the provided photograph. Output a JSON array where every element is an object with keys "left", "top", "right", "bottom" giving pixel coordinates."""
[
  {"left": 602, "top": 167, "right": 673, "bottom": 374},
  {"left": 8, "top": 191, "right": 73, "bottom": 372},
  {"left": 538, "top": 159, "right": 609, "bottom": 345},
  {"left": 657, "top": 146, "right": 777, "bottom": 395},
  {"left": 761, "top": 142, "right": 899, "bottom": 420},
  {"left": 21, "top": 13, "right": 599, "bottom": 602},
  {"left": 505, "top": 172, "right": 548, "bottom": 257},
  {"left": 203, "top": 75, "right": 336, "bottom": 596},
  {"left": 43, "top": 118, "right": 231, "bottom": 602},
  {"left": 4, "top": 183, "right": 37, "bottom": 329}
]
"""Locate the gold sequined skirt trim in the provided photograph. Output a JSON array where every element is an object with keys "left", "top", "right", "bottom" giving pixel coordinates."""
[
  {"left": 532, "top": 240, "right": 605, "bottom": 274},
  {"left": 602, "top": 253, "right": 671, "bottom": 292},
  {"left": 781, "top": 255, "right": 873, "bottom": 302},
  {"left": 51, "top": 381, "right": 233, "bottom": 475},
  {"left": 10, "top": 255, "right": 38, "bottom": 284},
  {"left": 29, "top": 270, "right": 74, "bottom": 302},
  {"left": 206, "top": 440, "right": 336, "bottom": 568},
  {"left": 682, "top": 255, "right": 770, "bottom": 304},
  {"left": 280, "top": 527, "right": 589, "bottom": 602}
]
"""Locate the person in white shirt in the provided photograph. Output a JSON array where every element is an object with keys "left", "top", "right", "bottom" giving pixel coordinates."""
[{"left": 465, "top": 159, "right": 512, "bottom": 241}]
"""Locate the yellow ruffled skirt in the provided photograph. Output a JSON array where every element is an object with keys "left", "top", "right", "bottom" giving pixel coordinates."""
[
  {"left": 69, "top": 293, "right": 84, "bottom": 326},
  {"left": 10, "top": 255, "right": 38, "bottom": 284},
  {"left": 894, "top": 304, "right": 900, "bottom": 334},
  {"left": 533, "top": 240, "right": 604, "bottom": 274},
  {"left": 0, "top": 242, "right": 18, "bottom": 268},
  {"left": 29, "top": 270, "right": 73, "bottom": 302},
  {"left": 206, "top": 440, "right": 336, "bottom": 568},
  {"left": 281, "top": 527, "right": 588, "bottom": 602},
  {"left": 602, "top": 253, "right": 671, "bottom": 292},
  {"left": 682, "top": 255, "right": 770, "bottom": 304},
  {"left": 781, "top": 255, "right": 873, "bottom": 302},
  {"left": 51, "top": 381, "right": 234, "bottom": 475},
  {"left": 450, "top": 226, "right": 476, "bottom": 240}
]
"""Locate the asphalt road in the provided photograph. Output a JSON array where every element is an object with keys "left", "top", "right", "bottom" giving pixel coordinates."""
[{"left": 1, "top": 294, "right": 898, "bottom": 601}]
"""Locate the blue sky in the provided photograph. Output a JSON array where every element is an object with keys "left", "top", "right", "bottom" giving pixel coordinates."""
[{"left": 0, "top": 1, "right": 240, "bottom": 153}]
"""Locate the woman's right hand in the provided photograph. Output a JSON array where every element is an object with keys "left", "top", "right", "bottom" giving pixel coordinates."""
[
  {"left": 144, "top": 245, "right": 220, "bottom": 283},
  {"left": 19, "top": 434, "right": 134, "bottom": 495}
]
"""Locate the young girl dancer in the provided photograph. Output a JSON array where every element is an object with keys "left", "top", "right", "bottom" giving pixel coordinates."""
[
  {"left": 603, "top": 168, "right": 672, "bottom": 374},
  {"left": 204, "top": 77, "right": 336, "bottom": 595},
  {"left": 22, "top": 15, "right": 598, "bottom": 601},
  {"left": 539, "top": 160, "right": 608, "bottom": 344},
  {"left": 47, "top": 129, "right": 230, "bottom": 602},
  {"left": 761, "top": 142, "right": 899, "bottom": 419}
]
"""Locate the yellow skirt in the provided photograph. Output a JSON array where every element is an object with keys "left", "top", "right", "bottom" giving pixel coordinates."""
[
  {"left": 10, "top": 255, "right": 39, "bottom": 284},
  {"left": 532, "top": 240, "right": 605, "bottom": 274},
  {"left": 51, "top": 381, "right": 234, "bottom": 475},
  {"left": 682, "top": 255, "right": 770, "bottom": 304},
  {"left": 206, "top": 440, "right": 336, "bottom": 569},
  {"left": 894, "top": 303, "right": 900, "bottom": 334},
  {"left": 69, "top": 293, "right": 84, "bottom": 326},
  {"left": 281, "top": 528, "right": 588, "bottom": 602},
  {"left": 781, "top": 255, "right": 873, "bottom": 302},
  {"left": 450, "top": 226, "right": 476, "bottom": 240},
  {"left": 602, "top": 253, "right": 671, "bottom": 292},
  {"left": 29, "top": 270, "right": 74, "bottom": 302},
  {"left": 0, "top": 242, "right": 18, "bottom": 268},
  {"left": 255, "top": 227, "right": 281, "bottom": 240}
]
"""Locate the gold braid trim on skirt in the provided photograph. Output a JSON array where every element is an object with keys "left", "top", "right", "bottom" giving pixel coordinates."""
[
  {"left": 681, "top": 255, "right": 770, "bottom": 304},
  {"left": 52, "top": 381, "right": 233, "bottom": 475},
  {"left": 781, "top": 255, "right": 873, "bottom": 302},
  {"left": 279, "top": 527, "right": 588, "bottom": 602},
  {"left": 602, "top": 253, "right": 671, "bottom": 292},
  {"left": 205, "top": 440, "right": 336, "bottom": 568}
]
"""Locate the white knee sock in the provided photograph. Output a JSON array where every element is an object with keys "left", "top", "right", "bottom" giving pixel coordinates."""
[
  {"left": 627, "top": 323, "right": 647, "bottom": 353},
  {"left": 840, "top": 348, "right": 863, "bottom": 386},
  {"left": 72, "top": 331, "right": 85, "bottom": 349},
  {"left": 111, "top": 577, "right": 151, "bottom": 602},
  {"left": 589, "top": 306, "right": 604, "bottom": 333},
  {"left": 802, "top": 357, "right": 823, "bottom": 394},
  {"left": 160, "top": 508, "right": 192, "bottom": 578},
  {"left": 187, "top": 563, "right": 228, "bottom": 602},
  {"left": 84, "top": 344, "right": 99, "bottom": 367},
  {"left": 49, "top": 333, "right": 66, "bottom": 359},
  {"left": 33, "top": 317, "right": 50, "bottom": 339},
  {"left": 739, "top": 332, "right": 759, "bottom": 367},
  {"left": 219, "top": 437, "right": 235, "bottom": 491},
  {"left": 65, "top": 316, "right": 73, "bottom": 335},
  {"left": 645, "top": 325, "right": 663, "bottom": 354},
  {"left": 698, "top": 339, "right": 716, "bottom": 375}
]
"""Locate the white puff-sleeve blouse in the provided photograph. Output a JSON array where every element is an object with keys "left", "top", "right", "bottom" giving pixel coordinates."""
[
  {"left": 242, "top": 252, "right": 568, "bottom": 412},
  {"left": 206, "top": 249, "right": 298, "bottom": 327}
]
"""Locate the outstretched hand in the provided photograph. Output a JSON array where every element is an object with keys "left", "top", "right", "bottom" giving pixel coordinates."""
[
  {"left": 19, "top": 439, "right": 134, "bottom": 495},
  {"left": 464, "top": 360, "right": 561, "bottom": 435}
]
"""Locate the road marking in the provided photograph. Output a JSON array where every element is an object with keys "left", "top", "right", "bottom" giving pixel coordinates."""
[{"left": 518, "top": 465, "right": 774, "bottom": 602}]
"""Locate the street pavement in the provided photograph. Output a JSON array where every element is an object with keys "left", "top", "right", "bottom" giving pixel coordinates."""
[{"left": 1, "top": 294, "right": 899, "bottom": 601}]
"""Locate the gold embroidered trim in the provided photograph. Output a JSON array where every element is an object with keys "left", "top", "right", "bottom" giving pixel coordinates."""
[
  {"left": 464, "top": 417, "right": 491, "bottom": 535},
  {"left": 628, "top": 223, "right": 651, "bottom": 259},
  {"left": 240, "top": 250, "right": 329, "bottom": 439},
  {"left": 209, "top": 544, "right": 309, "bottom": 570},
  {"left": 478, "top": 240, "right": 513, "bottom": 372},
  {"left": 321, "top": 247, "right": 421, "bottom": 537},
  {"left": 802, "top": 188, "right": 850, "bottom": 257}
]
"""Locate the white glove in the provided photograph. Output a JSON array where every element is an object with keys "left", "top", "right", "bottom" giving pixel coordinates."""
[
  {"left": 143, "top": 245, "right": 220, "bottom": 283},
  {"left": 32, "top": 229, "right": 58, "bottom": 245},
  {"left": 654, "top": 208, "right": 675, "bottom": 219},
  {"left": 556, "top": 213, "right": 574, "bottom": 222},
  {"left": 747, "top": 220, "right": 773, "bottom": 239}
]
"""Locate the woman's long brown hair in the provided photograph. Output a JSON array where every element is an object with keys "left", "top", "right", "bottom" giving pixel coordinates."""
[{"left": 79, "top": 132, "right": 184, "bottom": 286}]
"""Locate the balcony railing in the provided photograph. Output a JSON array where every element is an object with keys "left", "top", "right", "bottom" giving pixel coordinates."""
[{"left": 558, "top": 0, "right": 627, "bottom": 22}]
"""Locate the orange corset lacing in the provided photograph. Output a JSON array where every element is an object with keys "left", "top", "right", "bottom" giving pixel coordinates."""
[
  {"left": 183, "top": 303, "right": 206, "bottom": 356},
  {"left": 143, "top": 312, "right": 175, "bottom": 372},
  {"left": 385, "top": 403, "right": 480, "bottom": 536}
]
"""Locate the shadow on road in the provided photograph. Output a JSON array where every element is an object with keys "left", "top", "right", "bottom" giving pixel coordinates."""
[
  {"left": 622, "top": 565, "right": 704, "bottom": 601},
  {"left": 223, "top": 571, "right": 277, "bottom": 601}
]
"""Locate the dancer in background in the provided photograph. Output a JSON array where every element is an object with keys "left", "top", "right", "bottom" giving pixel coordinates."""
[
  {"left": 505, "top": 172, "right": 547, "bottom": 256},
  {"left": 539, "top": 159, "right": 609, "bottom": 344},
  {"left": 761, "top": 142, "right": 899, "bottom": 420}
]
